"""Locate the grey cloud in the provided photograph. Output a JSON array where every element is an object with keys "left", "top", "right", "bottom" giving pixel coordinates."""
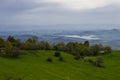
[
  {"left": 0, "top": 0, "right": 39, "bottom": 14},
  {"left": 0, "top": 0, "right": 120, "bottom": 25}
]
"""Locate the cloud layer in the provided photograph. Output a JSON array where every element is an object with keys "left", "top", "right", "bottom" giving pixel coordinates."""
[
  {"left": 0, "top": 0, "right": 120, "bottom": 25},
  {"left": 39, "top": 0, "right": 120, "bottom": 10}
]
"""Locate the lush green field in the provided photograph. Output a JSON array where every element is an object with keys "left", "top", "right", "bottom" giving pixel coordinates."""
[{"left": 0, "top": 50, "right": 120, "bottom": 80}]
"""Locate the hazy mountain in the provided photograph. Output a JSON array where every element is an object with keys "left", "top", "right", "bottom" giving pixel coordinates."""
[{"left": 0, "top": 28, "right": 120, "bottom": 50}]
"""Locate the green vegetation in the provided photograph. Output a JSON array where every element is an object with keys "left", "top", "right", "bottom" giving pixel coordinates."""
[
  {"left": 0, "top": 36, "right": 118, "bottom": 80},
  {"left": 54, "top": 52, "right": 61, "bottom": 57},
  {"left": 0, "top": 50, "right": 120, "bottom": 80},
  {"left": 0, "top": 36, "right": 112, "bottom": 58}
]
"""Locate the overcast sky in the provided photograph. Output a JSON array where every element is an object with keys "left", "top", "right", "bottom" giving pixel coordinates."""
[{"left": 0, "top": 0, "right": 120, "bottom": 26}]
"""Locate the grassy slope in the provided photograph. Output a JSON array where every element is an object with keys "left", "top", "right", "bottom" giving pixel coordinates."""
[{"left": 0, "top": 50, "right": 120, "bottom": 80}]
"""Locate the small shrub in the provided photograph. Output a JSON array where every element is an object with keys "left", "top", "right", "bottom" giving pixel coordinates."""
[
  {"left": 59, "top": 56, "right": 64, "bottom": 62},
  {"left": 87, "top": 57, "right": 105, "bottom": 68},
  {"left": 87, "top": 59, "right": 96, "bottom": 65},
  {"left": 74, "top": 55, "right": 81, "bottom": 60},
  {"left": 46, "top": 57, "right": 52, "bottom": 62},
  {"left": 95, "top": 56, "right": 104, "bottom": 67},
  {"left": 54, "top": 52, "right": 61, "bottom": 57},
  {"left": 88, "top": 59, "right": 93, "bottom": 63},
  {"left": 11, "top": 49, "right": 20, "bottom": 58}
]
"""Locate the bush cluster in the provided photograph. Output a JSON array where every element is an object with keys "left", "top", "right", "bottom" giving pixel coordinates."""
[
  {"left": 54, "top": 52, "right": 61, "bottom": 57},
  {"left": 46, "top": 57, "right": 53, "bottom": 62},
  {"left": 87, "top": 56, "right": 104, "bottom": 68},
  {"left": 0, "top": 36, "right": 112, "bottom": 58}
]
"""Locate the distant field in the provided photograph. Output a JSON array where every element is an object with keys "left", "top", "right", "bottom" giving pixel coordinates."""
[{"left": 0, "top": 50, "right": 120, "bottom": 80}]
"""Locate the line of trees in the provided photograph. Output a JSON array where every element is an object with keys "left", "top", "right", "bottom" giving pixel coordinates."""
[{"left": 0, "top": 36, "right": 112, "bottom": 58}]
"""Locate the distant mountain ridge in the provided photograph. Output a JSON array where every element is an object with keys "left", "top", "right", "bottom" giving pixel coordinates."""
[{"left": 0, "top": 29, "right": 120, "bottom": 50}]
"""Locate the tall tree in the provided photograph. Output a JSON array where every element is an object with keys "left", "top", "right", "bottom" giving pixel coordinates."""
[
  {"left": 4, "top": 41, "right": 20, "bottom": 58},
  {"left": 84, "top": 40, "right": 90, "bottom": 46},
  {"left": 0, "top": 37, "right": 5, "bottom": 48}
]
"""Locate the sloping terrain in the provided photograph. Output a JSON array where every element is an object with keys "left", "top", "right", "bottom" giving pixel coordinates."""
[{"left": 0, "top": 50, "right": 120, "bottom": 80}]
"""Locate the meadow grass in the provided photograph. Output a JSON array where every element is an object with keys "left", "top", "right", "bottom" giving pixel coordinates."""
[{"left": 0, "top": 50, "right": 120, "bottom": 80}]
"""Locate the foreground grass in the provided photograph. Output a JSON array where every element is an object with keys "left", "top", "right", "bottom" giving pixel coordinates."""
[{"left": 0, "top": 50, "right": 120, "bottom": 80}]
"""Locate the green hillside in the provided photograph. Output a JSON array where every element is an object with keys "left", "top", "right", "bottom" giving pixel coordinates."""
[{"left": 0, "top": 50, "right": 120, "bottom": 80}]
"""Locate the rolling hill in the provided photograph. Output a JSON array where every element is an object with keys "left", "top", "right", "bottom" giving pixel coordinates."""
[{"left": 0, "top": 50, "right": 120, "bottom": 80}]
